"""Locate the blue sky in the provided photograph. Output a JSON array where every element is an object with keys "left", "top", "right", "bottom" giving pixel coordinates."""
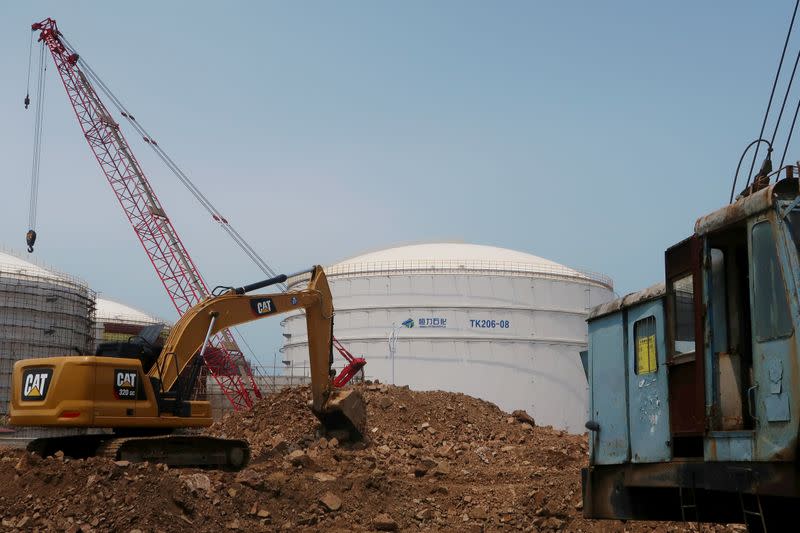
[{"left": 0, "top": 2, "right": 797, "bottom": 366}]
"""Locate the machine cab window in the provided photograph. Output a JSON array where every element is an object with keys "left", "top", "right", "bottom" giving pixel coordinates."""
[
  {"left": 634, "top": 316, "right": 657, "bottom": 375},
  {"left": 752, "top": 221, "right": 793, "bottom": 341},
  {"left": 672, "top": 274, "right": 696, "bottom": 356}
]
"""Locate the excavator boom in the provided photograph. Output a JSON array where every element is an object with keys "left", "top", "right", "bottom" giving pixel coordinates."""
[
  {"left": 148, "top": 265, "right": 363, "bottom": 428},
  {"left": 152, "top": 267, "right": 332, "bottom": 408}
]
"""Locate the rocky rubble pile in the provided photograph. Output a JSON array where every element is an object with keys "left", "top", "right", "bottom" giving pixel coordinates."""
[
  {"left": 0, "top": 383, "right": 741, "bottom": 532},
  {"left": 0, "top": 449, "right": 252, "bottom": 532},
  {"left": 210, "top": 382, "right": 734, "bottom": 532}
]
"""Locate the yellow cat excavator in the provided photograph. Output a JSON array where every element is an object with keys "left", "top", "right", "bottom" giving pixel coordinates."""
[{"left": 8, "top": 266, "right": 366, "bottom": 470}]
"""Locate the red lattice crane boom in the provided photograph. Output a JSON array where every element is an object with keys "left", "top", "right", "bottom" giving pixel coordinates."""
[{"left": 31, "top": 18, "right": 261, "bottom": 410}]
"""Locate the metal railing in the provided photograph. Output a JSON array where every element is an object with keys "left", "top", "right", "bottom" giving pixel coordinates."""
[{"left": 287, "top": 259, "right": 613, "bottom": 290}]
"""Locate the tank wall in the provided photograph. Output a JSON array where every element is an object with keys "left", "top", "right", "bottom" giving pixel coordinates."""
[
  {"left": 283, "top": 273, "right": 614, "bottom": 433},
  {"left": 0, "top": 271, "right": 95, "bottom": 415}
]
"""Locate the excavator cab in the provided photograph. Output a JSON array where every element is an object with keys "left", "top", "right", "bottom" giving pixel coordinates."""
[{"left": 95, "top": 323, "right": 166, "bottom": 373}]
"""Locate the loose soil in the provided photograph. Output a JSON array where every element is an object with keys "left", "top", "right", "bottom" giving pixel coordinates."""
[{"left": 0, "top": 384, "right": 742, "bottom": 532}]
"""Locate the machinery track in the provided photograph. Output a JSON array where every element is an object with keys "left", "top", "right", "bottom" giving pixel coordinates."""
[{"left": 26, "top": 434, "right": 250, "bottom": 471}]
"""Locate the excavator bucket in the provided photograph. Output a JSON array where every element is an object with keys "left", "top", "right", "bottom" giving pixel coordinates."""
[{"left": 314, "top": 388, "right": 367, "bottom": 440}]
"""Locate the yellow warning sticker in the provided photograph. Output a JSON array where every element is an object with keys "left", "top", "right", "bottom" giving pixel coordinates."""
[{"left": 637, "top": 335, "right": 657, "bottom": 374}]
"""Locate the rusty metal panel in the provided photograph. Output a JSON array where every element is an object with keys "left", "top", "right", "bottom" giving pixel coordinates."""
[
  {"left": 694, "top": 185, "right": 774, "bottom": 236},
  {"left": 704, "top": 430, "right": 754, "bottom": 461},
  {"left": 588, "top": 282, "right": 665, "bottom": 321},
  {"left": 583, "top": 460, "right": 800, "bottom": 523},
  {"left": 665, "top": 236, "right": 695, "bottom": 280},
  {"left": 751, "top": 213, "right": 799, "bottom": 461},
  {"left": 665, "top": 235, "right": 706, "bottom": 436},
  {"left": 716, "top": 352, "right": 744, "bottom": 429},
  {"left": 694, "top": 177, "right": 800, "bottom": 236},
  {"left": 667, "top": 362, "right": 703, "bottom": 434}
]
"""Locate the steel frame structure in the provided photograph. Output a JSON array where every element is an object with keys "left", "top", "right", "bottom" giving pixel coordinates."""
[{"left": 32, "top": 18, "right": 261, "bottom": 411}]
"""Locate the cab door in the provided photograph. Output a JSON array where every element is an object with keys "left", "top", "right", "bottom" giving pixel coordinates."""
[
  {"left": 626, "top": 299, "right": 670, "bottom": 462},
  {"left": 588, "top": 312, "right": 630, "bottom": 465},
  {"left": 665, "top": 236, "right": 706, "bottom": 456},
  {"left": 749, "top": 217, "right": 797, "bottom": 460}
]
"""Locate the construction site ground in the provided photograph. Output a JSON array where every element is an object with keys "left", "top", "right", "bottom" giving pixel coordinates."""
[{"left": 0, "top": 384, "right": 741, "bottom": 532}]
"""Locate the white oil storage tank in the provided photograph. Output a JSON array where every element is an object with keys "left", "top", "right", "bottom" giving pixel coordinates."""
[
  {"left": 0, "top": 250, "right": 96, "bottom": 416},
  {"left": 282, "top": 243, "right": 614, "bottom": 433}
]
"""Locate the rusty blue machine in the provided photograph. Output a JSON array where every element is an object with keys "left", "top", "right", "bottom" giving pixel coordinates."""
[{"left": 582, "top": 170, "right": 800, "bottom": 530}]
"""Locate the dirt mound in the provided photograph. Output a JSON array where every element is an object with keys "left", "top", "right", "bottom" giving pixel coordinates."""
[
  {"left": 209, "top": 383, "right": 735, "bottom": 532},
  {"left": 0, "top": 384, "right": 740, "bottom": 531},
  {"left": 0, "top": 448, "right": 251, "bottom": 532}
]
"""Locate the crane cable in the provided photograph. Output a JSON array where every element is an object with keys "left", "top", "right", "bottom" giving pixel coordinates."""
[
  {"left": 769, "top": 47, "right": 800, "bottom": 152},
  {"left": 57, "top": 34, "right": 285, "bottom": 290},
  {"left": 57, "top": 34, "right": 288, "bottom": 368},
  {"left": 24, "top": 31, "right": 33, "bottom": 109},
  {"left": 743, "top": 0, "right": 799, "bottom": 194},
  {"left": 780, "top": 94, "right": 800, "bottom": 169},
  {"left": 778, "top": 12, "right": 800, "bottom": 169},
  {"left": 26, "top": 41, "right": 47, "bottom": 253}
]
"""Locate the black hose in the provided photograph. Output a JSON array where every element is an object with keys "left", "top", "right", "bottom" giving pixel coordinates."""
[
  {"left": 730, "top": 139, "right": 773, "bottom": 203},
  {"left": 235, "top": 274, "right": 288, "bottom": 295}
]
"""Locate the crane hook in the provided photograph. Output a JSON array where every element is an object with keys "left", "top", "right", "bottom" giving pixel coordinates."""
[
  {"left": 26, "top": 229, "right": 37, "bottom": 253},
  {"left": 24, "top": 94, "right": 30, "bottom": 109}
]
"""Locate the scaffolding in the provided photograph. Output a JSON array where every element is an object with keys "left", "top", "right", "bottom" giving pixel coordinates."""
[{"left": 0, "top": 259, "right": 96, "bottom": 417}]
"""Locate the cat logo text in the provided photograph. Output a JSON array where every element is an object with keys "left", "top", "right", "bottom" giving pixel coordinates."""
[
  {"left": 21, "top": 368, "right": 53, "bottom": 401},
  {"left": 250, "top": 297, "right": 276, "bottom": 316},
  {"left": 114, "top": 370, "right": 139, "bottom": 399}
]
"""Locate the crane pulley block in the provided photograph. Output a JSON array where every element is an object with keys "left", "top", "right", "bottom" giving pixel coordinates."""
[{"left": 25, "top": 230, "right": 36, "bottom": 253}]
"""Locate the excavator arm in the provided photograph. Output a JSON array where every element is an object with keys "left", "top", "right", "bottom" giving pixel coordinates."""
[
  {"left": 150, "top": 266, "right": 334, "bottom": 413},
  {"left": 148, "top": 265, "right": 364, "bottom": 434}
]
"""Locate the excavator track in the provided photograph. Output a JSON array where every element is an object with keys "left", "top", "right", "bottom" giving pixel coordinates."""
[{"left": 26, "top": 434, "right": 250, "bottom": 471}]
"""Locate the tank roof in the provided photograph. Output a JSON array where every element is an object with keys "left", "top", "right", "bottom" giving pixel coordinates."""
[
  {"left": 96, "top": 297, "right": 168, "bottom": 325},
  {"left": 337, "top": 243, "right": 567, "bottom": 267},
  {"left": 328, "top": 243, "right": 613, "bottom": 289},
  {"left": 0, "top": 249, "right": 88, "bottom": 286},
  {"left": 0, "top": 250, "right": 164, "bottom": 324}
]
